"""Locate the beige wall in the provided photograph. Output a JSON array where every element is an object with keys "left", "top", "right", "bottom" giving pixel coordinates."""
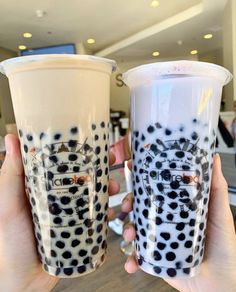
[
  {"left": 0, "top": 47, "right": 17, "bottom": 136},
  {"left": 199, "top": 48, "right": 223, "bottom": 66}
]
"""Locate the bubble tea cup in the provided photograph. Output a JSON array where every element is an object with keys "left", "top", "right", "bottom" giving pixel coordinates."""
[
  {"left": 0, "top": 54, "right": 116, "bottom": 278},
  {"left": 123, "top": 60, "right": 232, "bottom": 278}
]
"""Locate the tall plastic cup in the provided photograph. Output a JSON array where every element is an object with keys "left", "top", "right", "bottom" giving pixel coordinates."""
[
  {"left": 123, "top": 61, "right": 232, "bottom": 278},
  {"left": 0, "top": 54, "right": 116, "bottom": 278}
]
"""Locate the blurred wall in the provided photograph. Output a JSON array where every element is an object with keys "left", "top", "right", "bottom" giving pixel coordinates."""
[{"left": 0, "top": 47, "right": 17, "bottom": 136}]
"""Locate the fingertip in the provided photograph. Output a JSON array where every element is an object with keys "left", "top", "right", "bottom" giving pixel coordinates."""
[
  {"left": 109, "top": 151, "right": 116, "bottom": 166},
  {"left": 121, "top": 193, "right": 133, "bottom": 213},
  {"left": 124, "top": 255, "right": 139, "bottom": 274},
  {"left": 123, "top": 224, "right": 136, "bottom": 242},
  {"left": 128, "top": 159, "right": 132, "bottom": 170},
  {"left": 108, "top": 179, "right": 120, "bottom": 196}
]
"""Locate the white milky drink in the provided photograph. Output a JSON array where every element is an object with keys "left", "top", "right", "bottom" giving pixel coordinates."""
[
  {"left": 123, "top": 61, "right": 232, "bottom": 278},
  {"left": 0, "top": 55, "right": 116, "bottom": 278}
]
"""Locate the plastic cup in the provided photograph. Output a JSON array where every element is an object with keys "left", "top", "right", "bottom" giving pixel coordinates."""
[
  {"left": 123, "top": 60, "right": 232, "bottom": 278},
  {"left": 0, "top": 54, "right": 116, "bottom": 278}
]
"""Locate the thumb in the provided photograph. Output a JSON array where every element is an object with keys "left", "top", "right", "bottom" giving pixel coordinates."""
[
  {"left": 208, "top": 153, "right": 235, "bottom": 234},
  {"left": 0, "top": 134, "right": 26, "bottom": 224}
]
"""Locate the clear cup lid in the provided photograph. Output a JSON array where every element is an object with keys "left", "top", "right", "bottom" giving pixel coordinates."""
[
  {"left": 0, "top": 54, "right": 117, "bottom": 76},
  {"left": 123, "top": 60, "right": 233, "bottom": 87}
]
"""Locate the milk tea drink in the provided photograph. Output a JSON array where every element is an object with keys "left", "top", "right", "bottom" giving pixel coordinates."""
[
  {"left": 0, "top": 55, "right": 116, "bottom": 278},
  {"left": 123, "top": 61, "right": 232, "bottom": 278}
]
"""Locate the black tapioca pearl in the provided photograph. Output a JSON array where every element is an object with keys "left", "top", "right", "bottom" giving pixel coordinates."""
[
  {"left": 68, "top": 154, "right": 77, "bottom": 161},
  {"left": 69, "top": 220, "right": 76, "bottom": 227},
  {"left": 53, "top": 217, "right": 62, "bottom": 224},
  {"left": 185, "top": 240, "right": 193, "bottom": 248},
  {"left": 56, "top": 261, "right": 64, "bottom": 268},
  {"left": 104, "top": 155, "right": 108, "bottom": 164},
  {"left": 97, "top": 169, "right": 103, "bottom": 177},
  {"left": 96, "top": 182, "right": 102, "bottom": 193},
  {"left": 160, "top": 232, "right": 170, "bottom": 240},
  {"left": 202, "top": 162, "right": 209, "bottom": 172},
  {"left": 97, "top": 235, "right": 103, "bottom": 244},
  {"left": 141, "top": 134, "right": 145, "bottom": 141},
  {"left": 70, "top": 259, "right": 78, "bottom": 266},
  {"left": 68, "top": 140, "right": 77, "bottom": 148},
  {"left": 134, "top": 140, "right": 139, "bottom": 151},
  {"left": 203, "top": 174, "right": 209, "bottom": 182},
  {"left": 140, "top": 228, "right": 146, "bottom": 237},
  {"left": 150, "top": 170, "right": 157, "bottom": 178},
  {"left": 155, "top": 161, "right": 162, "bottom": 169},
  {"left": 79, "top": 249, "right": 87, "bottom": 257},
  {"left": 183, "top": 268, "right": 191, "bottom": 275},
  {"left": 169, "top": 162, "right": 176, "bottom": 169},
  {"left": 91, "top": 246, "right": 99, "bottom": 255},
  {"left": 64, "top": 208, "right": 73, "bottom": 215},
  {"left": 26, "top": 134, "right": 33, "bottom": 141},
  {"left": 144, "top": 198, "right": 151, "bottom": 208},
  {"left": 161, "top": 169, "right": 171, "bottom": 181},
  {"left": 175, "top": 151, "right": 185, "bottom": 158},
  {"left": 96, "top": 213, "right": 103, "bottom": 221},
  {"left": 138, "top": 187, "right": 143, "bottom": 195},
  {"left": 49, "top": 203, "right": 62, "bottom": 215},
  {"left": 47, "top": 171, "right": 54, "bottom": 180},
  {"left": 94, "top": 134, "right": 99, "bottom": 141},
  {"left": 68, "top": 186, "right": 78, "bottom": 195},
  {"left": 77, "top": 265, "right": 86, "bottom": 274},
  {"left": 43, "top": 264, "right": 49, "bottom": 272},
  {"left": 134, "top": 165, "right": 138, "bottom": 172},
  {"left": 145, "top": 156, "right": 152, "bottom": 164},
  {"left": 101, "top": 240, "right": 107, "bottom": 249},
  {"left": 150, "top": 144, "right": 157, "bottom": 152},
  {"left": 170, "top": 242, "right": 179, "bottom": 249},
  {"left": 169, "top": 202, "right": 178, "bottom": 210},
  {"left": 180, "top": 211, "right": 189, "bottom": 219},
  {"left": 167, "top": 213, "right": 174, "bottom": 221},
  {"left": 165, "top": 129, "right": 171, "bottom": 135},
  {"left": 194, "top": 259, "right": 200, "bottom": 267},
  {"left": 54, "top": 133, "right": 61, "bottom": 140},
  {"left": 86, "top": 238, "right": 93, "bottom": 244},
  {"left": 179, "top": 137, "right": 186, "bottom": 143},
  {"left": 92, "top": 124, "right": 96, "bottom": 130},
  {"left": 155, "top": 122, "right": 162, "bottom": 129},
  {"left": 84, "top": 219, "right": 93, "bottom": 228},
  {"left": 157, "top": 183, "right": 164, "bottom": 192},
  {"left": 61, "top": 232, "right": 70, "bottom": 239},
  {"left": 160, "top": 152, "right": 167, "bottom": 158},
  {"left": 199, "top": 223, "right": 204, "bottom": 230},
  {"left": 167, "top": 268, "right": 177, "bottom": 277},
  {"left": 191, "top": 132, "right": 198, "bottom": 140},
  {"left": 63, "top": 268, "right": 73, "bottom": 276},
  {"left": 23, "top": 144, "right": 28, "bottom": 153},
  {"left": 105, "top": 167, "right": 108, "bottom": 175},
  {"left": 18, "top": 129, "right": 23, "bottom": 137},
  {"left": 178, "top": 233, "right": 186, "bottom": 241},
  {"left": 71, "top": 239, "right": 80, "bottom": 247},
  {"left": 71, "top": 127, "right": 78, "bottom": 134},
  {"left": 157, "top": 242, "right": 166, "bottom": 250},
  {"left": 176, "top": 223, "right": 185, "bottom": 231},
  {"left": 175, "top": 261, "right": 182, "bottom": 269},
  {"left": 36, "top": 232, "right": 41, "bottom": 240},
  {"left": 75, "top": 227, "right": 83, "bottom": 235},
  {"left": 155, "top": 217, "right": 163, "bottom": 225},
  {"left": 189, "top": 230, "right": 195, "bottom": 236},
  {"left": 50, "top": 249, "right": 57, "bottom": 257},
  {"left": 153, "top": 250, "right": 162, "bottom": 261},
  {"left": 142, "top": 209, "right": 149, "bottom": 219},
  {"left": 147, "top": 125, "right": 155, "bottom": 133},
  {"left": 156, "top": 195, "right": 164, "bottom": 202},
  {"left": 203, "top": 198, "right": 208, "bottom": 205},
  {"left": 170, "top": 181, "right": 180, "bottom": 189},
  {"left": 50, "top": 229, "right": 56, "bottom": 238},
  {"left": 56, "top": 241, "right": 65, "bottom": 249},
  {"left": 60, "top": 196, "right": 71, "bottom": 205},
  {"left": 168, "top": 191, "right": 178, "bottom": 199},
  {"left": 95, "top": 146, "right": 101, "bottom": 155},
  {"left": 49, "top": 155, "right": 58, "bottom": 164},
  {"left": 30, "top": 197, "right": 36, "bottom": 206},
  {"left": 189, "top": 219, "right": 196, "bottom": 226},
  {"left": 138, "top": 218, "right": 142, "bottom": 226},
  {"left": 200, "top": 248, "right": 204, "bottom": 257},
  {"left": 101, "top": 121, "right": 105, "bottom": 128},
  {"left": 182, "top": 165, "right": 190, "bottom": 171},
  {"left": 185, "top": 255, "right": 193, "bottom": 263},
  {"left": 143, "top": 242, "right": 148, "bottom": 249},
  {"left": 83, "top": 256, "right": 92, "bottom": 265},
  {"left": 179, "top": 126, "right": 184, "bottom": 132},
  {"left": 57, "top": 164, "right": 68, "bottom": 173},
  {"left": 135, "top": 175, "right": 140, "bottom": 183},
  {"left": 193, "top": 118, "right": 197, "bottom": 123},
  {"left": 166, "top": 252, "right": 176, "bottom": 261}
]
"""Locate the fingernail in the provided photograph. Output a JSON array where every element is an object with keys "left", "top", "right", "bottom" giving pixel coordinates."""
[{"left": 5, "top": 136, "right": 12, "bottom": 155}]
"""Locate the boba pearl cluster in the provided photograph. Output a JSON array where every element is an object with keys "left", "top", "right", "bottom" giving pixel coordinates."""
[
  {"left": 19, "top": 122, "right": 109, "bottom": 277},
  {"left": 132, "top": 118, "right": 216, "bottom": 278}
]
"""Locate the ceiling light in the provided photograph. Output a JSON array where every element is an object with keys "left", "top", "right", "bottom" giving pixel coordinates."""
[
  {"left": 190, "top": 50, "right": 198, "bottom": 55},
  {"left": 152, "top": 51, "right": 160, "bottom": 57},
  {"left": 23, "top": 32, "right": 32, "bottom": 38},
  {"left": 18, "top": 45, "right": 27, "bottom": 50},
  {"left": 150, "top": 0, "right": 160, "bottom": 7},
  {"left": 35, "top": 9, "right": 46, "bottom": 18},
  {"left": 87, "top": 38, "right": 95, "bottom": 44},
  {"left": 204, "top": 33, "right": 213, "bottom": 39}
]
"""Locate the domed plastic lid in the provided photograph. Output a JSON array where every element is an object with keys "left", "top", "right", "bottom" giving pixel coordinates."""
[
  {"left": 123, "top": 60, "right": 232, "bottom": 88},
  {"left": 0, "top": 54, "right": 117, "bottom": 76}
]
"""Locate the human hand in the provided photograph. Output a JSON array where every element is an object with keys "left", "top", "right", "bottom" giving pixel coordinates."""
[
  {"left": 0, "top": 134, "right": 119, "bottom": 292},
  {"left": 122, "top": 154, "right": 236, "bottom": 292}
]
